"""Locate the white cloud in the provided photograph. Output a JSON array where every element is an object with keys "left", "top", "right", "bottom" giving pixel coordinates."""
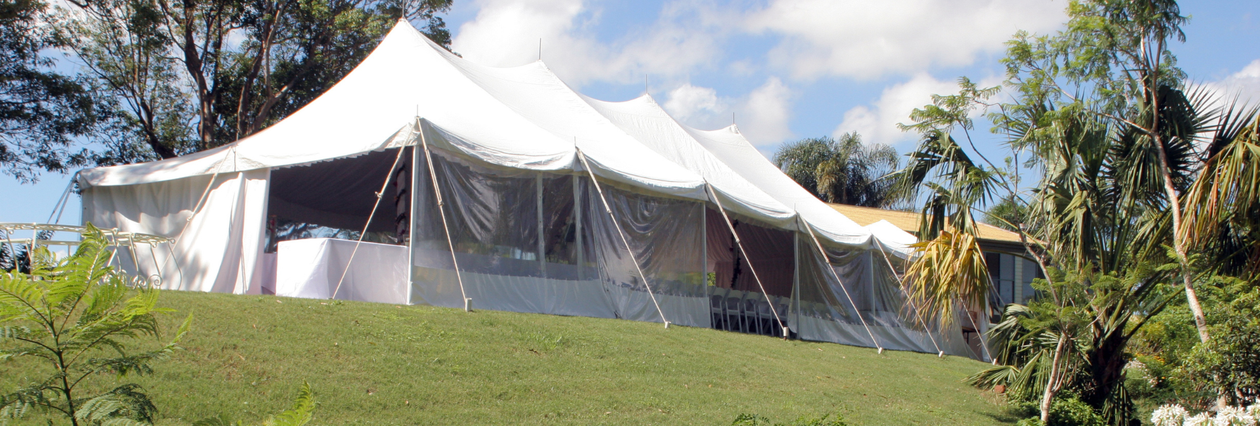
[
  {"left": 746, "top": 0, "right": 1066, "bottom": 80},
  {"left": 737, "top": 77, "right": 794, "bottom": 145},
  {"left": 663, "top": 77, "right": 794, "bottom": 146},
  {"left": 451, "top": 0, "right": 728, "bottom": 87},
  {"left": 832, "top": 73, "right": 964, "bottom": 146},
  {"left": 1205, "top": 59, "right": 1260, "bottom": 108},
  {"left": 663, "top": 83, "right": 723, "bottom": 122}
]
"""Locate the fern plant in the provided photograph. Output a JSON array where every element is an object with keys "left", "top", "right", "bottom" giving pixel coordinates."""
[
  {"left": 0, "top": 224, "right": 191, "bottom": 426},
  {"left": 193, "top": 381, "right": 316, "bottom": 426}
]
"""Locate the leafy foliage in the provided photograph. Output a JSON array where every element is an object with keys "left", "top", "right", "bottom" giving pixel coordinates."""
[
  {"left": 893, "top": 0, "right": 1260, "bottom": 422},
  {"left": 1133, "top": 277, "right": 1260, "bottom": 409},
  {"left": 773, "top": 133, "right": 900, "bottom": 208},
  {"left": 730, "top": 413, "right": 850, "bottom": 426},
  {"left": 1181, "top": 112, "right": 1260, "bottom": 279},
  {"left": 0, "top": 0, "right": 101, "bottom": 182},
  {"left": 56, "top": 0, "right": 453, "bottom": 163},
  {"left": 192, "top": 381, "right": 315, "bottom": 426},
  {"left": 902, "top": 227, "right": 991, "bottom": 328},
  {"left": 0, "top": 224, "right": 190, "bottom": 426},
  {"left": 1011, "top": 397, "right": 1106, "bottom": 426},
  {"left": 970, "top": 266, "right": 1178, "bottom": 424},
  {"left": 984, "top": 193, "right": 1028, "bottom": 232}
]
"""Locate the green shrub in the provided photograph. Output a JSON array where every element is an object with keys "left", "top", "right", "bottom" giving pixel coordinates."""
[
  {"left": 193, "top": 381, "right": 316, "bottom": 426},
  {"left": 731, "top": 413, "right": 850, "bottom": 426},
  {"left": 0, "top": 224, "right": 191, "bottom": 426},
  {"left": 1011, "top": 397, "right": 1105, "bottom": 426}
]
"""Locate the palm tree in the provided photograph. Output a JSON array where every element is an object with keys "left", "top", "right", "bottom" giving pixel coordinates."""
[
  {"left": 889, "top": 0, "right": 1260, "bottom": 419},
  {"left": 1181, "top": 107, "right": 1260, "bottom": 279},
  {"left": 773, "top": 132, "right": 900, "bottom": 207}
]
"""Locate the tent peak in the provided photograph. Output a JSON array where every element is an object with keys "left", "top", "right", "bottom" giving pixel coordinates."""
[{"left": 575, "top": 91, "right": 657, "bottom": 107}]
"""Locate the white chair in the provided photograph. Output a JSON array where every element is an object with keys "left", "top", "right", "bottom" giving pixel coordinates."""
[
  {"left": 725, "top": 291, "right": 746, "bottom": 333},
  {"left": 709, "top": 287, "right": 729, "bottom": 331}
]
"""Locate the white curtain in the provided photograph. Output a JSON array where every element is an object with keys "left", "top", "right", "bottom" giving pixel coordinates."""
[
  {"left": 275, "top": 238, "right": 408, "bottom": 304},
  {"left": 81, "top": 169, "right": 270, "bottom": 294}
]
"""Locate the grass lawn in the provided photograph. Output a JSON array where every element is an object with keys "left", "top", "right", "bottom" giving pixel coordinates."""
[{"left": 2, "top": 290, "right": 1017, "bottom": 425}]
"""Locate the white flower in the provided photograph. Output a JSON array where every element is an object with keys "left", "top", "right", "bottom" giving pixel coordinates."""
[
  {"left": 1214, "top": 406, "right": 1257, "bottom": 426},
  {"left": 1186, "top": 413, "right": 1215, "bottom": 426},
  {"left": 1152, "top": 404, "right": 1189, "bottom": 426},
  {"left": 1247, "top": 403, "right": 1260, "bottom": 419}
]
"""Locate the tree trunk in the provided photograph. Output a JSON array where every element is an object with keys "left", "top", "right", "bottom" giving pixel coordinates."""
[
  {"left": 1040, "top": 334, "right": 1068, "bottom": 423},
  {"left": 1151, "top": 121, "right": 1211, "bottom": 345},
  {"left": 57, "top": 351, "right": 79, "bottom": 426},
  {"left": 1147, "top": 60, "right": 1220, "bottom": 408}
]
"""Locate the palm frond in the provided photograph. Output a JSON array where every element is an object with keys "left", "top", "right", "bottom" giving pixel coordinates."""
[
  {"left": 263, "top": 381, "right": 315, "bottom": 426},
  {"left": 903, "top": 227, "right": 992, "bottom": 328}
]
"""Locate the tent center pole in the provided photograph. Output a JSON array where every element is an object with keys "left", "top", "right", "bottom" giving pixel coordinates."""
[{"left": 417, "top": 123, "right": 471, "bottom": 311}]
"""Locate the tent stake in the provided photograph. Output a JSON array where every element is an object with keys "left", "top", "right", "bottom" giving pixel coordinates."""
[
  {"left": 800, "top": 218, "right": 883, "bottom": 353},
  {"left": 576, "top": 148, "right": 669, "bottom": 328},
  {"left": 705, "top": 183, "right": 786, "bottom": 339},
  {"left": 417, "top": 121, "right": 471, "bottom": 312},
  {"left": 331, "top": 145, "right": 407, "bottom": 301}
]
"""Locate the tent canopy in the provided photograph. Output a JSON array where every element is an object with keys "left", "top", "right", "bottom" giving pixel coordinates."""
[
  {"left": 75, "top": 21, "right": 977, "bottom": 359},
  {"left": 78, "top": 20, "right": 872, "bottom": 248}
]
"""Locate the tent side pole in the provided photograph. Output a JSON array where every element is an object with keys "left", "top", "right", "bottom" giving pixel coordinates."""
[
  {"left": 165, "top": 242, "right": 185, "bottom": 289},
  {"left": 407, "top": 145, "right": 420, "bottom": 305},
  {"left": 701, "top": 202, "right": 708, "bottom": 328},
  {"left": 801, "top": 219, "right": 883, "bottom": 353},
  {"left": 174, "top": 146, "right": 235, "bottom": 246},
  {"left": 705, "top": 184, "right": 785, "bottom": 338},
  {"left": 965, "top": 300, "right": 995, "bottom": 363},
  {"left": 332, "top": 146, "right": 407, "bottom": 300},
  {"left": 574, "top": 175, "right": 583, "bottom": 280},
  {"left": 576, "top": 148, "right": 669, "bottom": 327},
  {"left": 417, "top": 126, "right": 471, "bottom": 311},
  {"left": 873, "top": 242, "right": 943, "bottom": 356},
  {"left": 792, "top": 231, "right": 799, "bottom": 338},
  {"left": 536, "top": 174, "right": 546, "bottom": 276}
]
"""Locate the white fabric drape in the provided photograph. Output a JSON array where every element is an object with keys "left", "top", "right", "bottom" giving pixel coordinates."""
[
  {"left": 81, "top": 169, "right": 270, "bottom": 294},
  {"left": 275, "top": 238, "right": 408, "bottom": 304}
]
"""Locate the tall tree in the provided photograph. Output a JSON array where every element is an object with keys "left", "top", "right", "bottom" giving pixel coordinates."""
[
  {"left": 983, "top": 194, "right": 1027, "bottom": 233},
  {"left": 773, "top": 132, "right": 900, "bottom": 208},
  {"left": 0, "top": 0, "right": 100, "bottom": 181},
  {"left": 59, "top": 0, "right": 453, "bottom": 162},
  {"left": 893, "top": 0, "right": 1260, "bottom": 421},
  {"left": 1001, "top": 0, "right": 1214, "bottom": 344}
]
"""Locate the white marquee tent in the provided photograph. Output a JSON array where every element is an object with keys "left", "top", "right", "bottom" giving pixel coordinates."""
[{"left": 78, "top": 20, "right": 974, "bottom": 358}]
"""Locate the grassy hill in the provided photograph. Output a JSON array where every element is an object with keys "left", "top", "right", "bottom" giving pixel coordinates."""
[{"left": 2, "top": 291, "right": 1016, "bottom": 425}]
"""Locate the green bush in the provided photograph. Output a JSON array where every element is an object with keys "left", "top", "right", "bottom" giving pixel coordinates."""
[
  {"left": 0, "top": 224, "right": 190, "bottom": 426},
  {"left": 1011, "top": 397, "right": 1105, "bottom": 426},
  {"left": 731, "top": 413, "right": 850, "bottom": 426},
  {"left": 1128, "top": 276, "right": 1260, "bottom": 410},
  {"left": 193, "top": 381, "right": 315, "bottom": 426},
  {"left": 1181, "top": 317, "right": 1260, "bottom": 405}
]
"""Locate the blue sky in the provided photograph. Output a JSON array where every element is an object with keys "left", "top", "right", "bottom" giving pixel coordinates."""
[{"left": 4, "top": 0, "right": 1259, "bottom": 224}]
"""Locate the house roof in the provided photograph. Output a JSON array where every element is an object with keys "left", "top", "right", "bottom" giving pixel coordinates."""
[{"left": 827, "top": 203, "right": 1023, "bottom": 244}]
